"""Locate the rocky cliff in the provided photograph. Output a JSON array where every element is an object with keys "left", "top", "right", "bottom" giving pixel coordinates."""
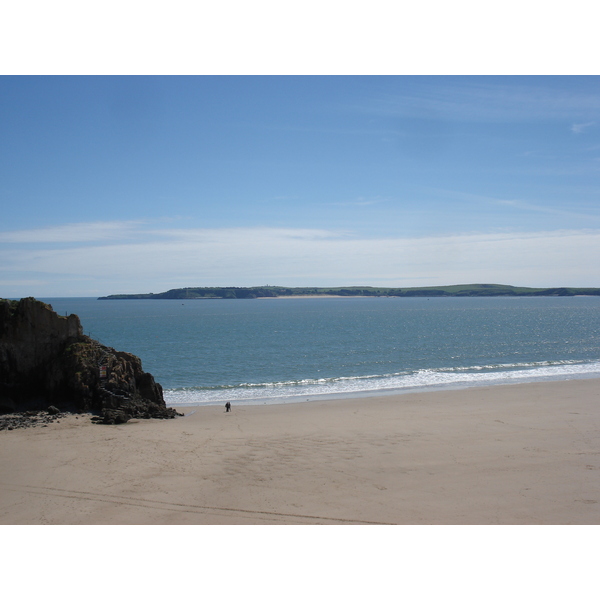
[{"left": 0, "top": 297, "right": 179, "bottom": 423}]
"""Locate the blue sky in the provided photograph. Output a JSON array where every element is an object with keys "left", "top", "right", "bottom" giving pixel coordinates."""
[{"left": 1, "top": 75, "right": 599, "bottom": 297}]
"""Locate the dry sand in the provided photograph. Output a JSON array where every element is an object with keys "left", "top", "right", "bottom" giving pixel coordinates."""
[{"left": 1, "top": 378, "right": 599, "bottom": 524}]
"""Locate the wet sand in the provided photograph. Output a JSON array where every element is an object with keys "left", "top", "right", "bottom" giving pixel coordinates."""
[{"left": 1, "top": 378, "right": 599, "bottom": 524}]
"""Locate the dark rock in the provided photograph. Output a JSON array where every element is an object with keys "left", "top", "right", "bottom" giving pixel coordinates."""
[
  {"left": 1, "top": 410, "right": 67, "bottom": 431},
  {"left": 0, "top": 297, "right": 181, "bottom": 423},
  {"left": 0, "top": 395, "right": 16, "bottom": 415},
  {"left": 100, "top": 409, "right": 130, "bottom": 424}
]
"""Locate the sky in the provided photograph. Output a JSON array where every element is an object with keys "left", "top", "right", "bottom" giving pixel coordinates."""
[{"left": 1, "top": 75, "right": 599, "bottom": 297}]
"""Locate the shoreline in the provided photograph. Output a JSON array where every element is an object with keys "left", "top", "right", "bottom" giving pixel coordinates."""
[
  {"left": 164, "top": 371, "right": 600, "bottom": 409},
  {"left": 2, "top": 377, "right": 599, "bottom": 524},
  {"left": 256, "top": 294, "right": 347, "bottom": 299}
]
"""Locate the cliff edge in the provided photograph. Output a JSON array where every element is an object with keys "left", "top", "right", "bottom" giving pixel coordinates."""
[{"left": 0, "top": 297, "right": 179, "bottom": 423}]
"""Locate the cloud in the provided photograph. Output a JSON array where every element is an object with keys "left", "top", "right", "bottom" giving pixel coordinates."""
[
  {"left": 426, "top": 187, "right": 600, "bottom": 222},
  {"left": 1, "top": 223, "right": 599, "bottom": 296},
  {"left": 571, "top": 121, "right": 595, "bottom": 134},
  {"left": 0, "top": 220, "right": 147, "bottom": 243},
  {"left": 146, "top": 227, "right": 343, "bottom": 242},
  {"left": 332, "top": 197, "right": 390, "bottom": 207},
  {"left": 358, "top": 79, "right": 600, "bottom": 123}
]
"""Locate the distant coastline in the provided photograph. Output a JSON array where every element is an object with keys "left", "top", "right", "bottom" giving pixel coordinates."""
[{"left": 98, "top": 284, "right": 600, "bottom": 300}]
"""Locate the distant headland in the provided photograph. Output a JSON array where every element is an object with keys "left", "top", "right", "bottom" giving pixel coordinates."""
[{"left": 98, "top": 284, "right": 600, "bottom": 300}]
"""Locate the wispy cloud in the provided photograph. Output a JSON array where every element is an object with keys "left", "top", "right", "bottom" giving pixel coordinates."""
[
  {"left": 426, "top": 187, "right": 600, "bottom": 222},
  {"left": 1, "top": 223, "right": 599, "bottom": 296},
  {"left": 493, "top": 198, "right": 600, "bottom": 220},
  {"left": 269, "top": 195, "right": 300, "bottom": 202},
  {"left": 332, "top": 196, "right": 390, "bottom": 207},
  {"left": 143, "top": 227, "right": 345, "bottom": 243},
  {"left": 571, "top": 121, "right": 595, "bottom": 134},
  {"left": 356, "top": 79, "right": 600, "bottom": 123},
  {"left": 0, "top": 220, "right": 147, "bottom": 243},
  {"left": 517, "top": 150, "right": 557, "bottom": 159}
]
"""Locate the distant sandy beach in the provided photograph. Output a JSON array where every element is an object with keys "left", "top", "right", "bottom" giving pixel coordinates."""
[
  {"left": 257, "top": 294, "right": 346, "bottom": 298},
  {"left": 1, "top": 378, "right": 599, "bottom": 524}
]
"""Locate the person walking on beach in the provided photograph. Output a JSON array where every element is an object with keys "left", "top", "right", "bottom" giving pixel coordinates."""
[{"left": 225, "top": 401, "right": 231, "bottom": 412}]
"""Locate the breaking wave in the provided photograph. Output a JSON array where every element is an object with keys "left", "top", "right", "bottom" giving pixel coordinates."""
[{"left": 164, "top": 359, "right": 600, "bottom": 406}]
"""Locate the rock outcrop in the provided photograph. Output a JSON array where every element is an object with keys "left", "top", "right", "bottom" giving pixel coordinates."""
[{"left": 0, "top": 297, "right": 179, "bottom": 423}]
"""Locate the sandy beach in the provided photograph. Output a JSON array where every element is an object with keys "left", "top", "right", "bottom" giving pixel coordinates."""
[{"left": 1, "top": 378, "right": 599, "bottom": 525}]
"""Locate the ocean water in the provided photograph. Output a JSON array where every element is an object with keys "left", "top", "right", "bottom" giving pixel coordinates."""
[{"left": 40, "top": 296, "right": 600, "bottom": 406}]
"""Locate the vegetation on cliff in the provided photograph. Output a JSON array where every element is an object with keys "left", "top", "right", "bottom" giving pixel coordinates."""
[{"left": 98, "top": 283, "right": 600, "bottom": 300}]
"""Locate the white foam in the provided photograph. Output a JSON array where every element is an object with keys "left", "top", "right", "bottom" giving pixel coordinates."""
[{"left": 164, "top": 359, "right": 600, "bottom": 406}]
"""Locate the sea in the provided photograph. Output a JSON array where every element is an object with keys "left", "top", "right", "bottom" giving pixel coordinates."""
[{"left": 40, "top": 296, "right": 600, "bottom": 407}]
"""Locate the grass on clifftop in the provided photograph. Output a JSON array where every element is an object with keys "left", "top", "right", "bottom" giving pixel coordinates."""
[{"left": 98, "top": 284, "right": 600, "bottom": 300}]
